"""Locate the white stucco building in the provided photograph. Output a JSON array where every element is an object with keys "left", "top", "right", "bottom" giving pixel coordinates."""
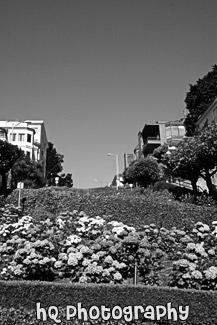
[{"left": 0, "top": 120, "right": 48, "bottom": 177}]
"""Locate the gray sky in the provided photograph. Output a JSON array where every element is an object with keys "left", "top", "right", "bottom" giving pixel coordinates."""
[{"left": 0, "top": 0, "right": 217, "bottom": 188}]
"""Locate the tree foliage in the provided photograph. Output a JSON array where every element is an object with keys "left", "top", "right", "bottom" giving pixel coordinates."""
[
  {"left": 11, "top": 156, "right": 46, "bottom": 189},
  {"left": 123, "top": 156, "right": 162, "bottom": 188},
  {"left": 184, "top": 64, "right": 217, "bottom": 136},
  {"left": 163, "top": 123, "right": 217, "bottom": 197},
  {"left": 153, "top": 143, "right": 169, "bottom": 163},
  {"left": 162, "top": 139, "right": 200, "bottom": 194},
  {"left": 59, "top": 173, "right": 73, "bottom": 188},
  {"left": 0, "top": 140, "right": 24, "bottom": 188},
  {"left": 46, "top": 142, "right": 64, "bottom": 185}
]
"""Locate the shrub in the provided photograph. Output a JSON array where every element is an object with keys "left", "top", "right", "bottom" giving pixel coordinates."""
[{"left": 5, "top": 187, "right": 217, "bottom": 230}]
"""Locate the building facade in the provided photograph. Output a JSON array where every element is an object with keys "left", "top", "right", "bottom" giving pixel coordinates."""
[
  {"left": 196, "top": 97, "right": 217, "bottom": 129},
  {"left": 124, "top": 153, "right": 136, "bottom": 169},
  {"left": 134, "top": 119, "right": 185, "bottom": 159},
  {"left": 0, "top": 120, "right": 48, "bottom": 177},
  {"left": 195, "top": 97, "right": 217, "bottom": 191}
]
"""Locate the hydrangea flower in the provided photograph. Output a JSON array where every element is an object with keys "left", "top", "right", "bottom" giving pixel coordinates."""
[
  {"left": 79, "top": 245, "right": 90, "bottom": 254},
  {"left": 85, "top": 263, "right": 103, "bottom": 275},
  {"left": 54, "top": 261, "right": 63, "bottom": 268},
  {"left": 82, "top": 258, "right": 91, "bottom": 266},
  {"left": 186, "top": 253, "right": 198, "bottom": 261},
  {"left": 58, "top": 253, "right": 68, "bottom": 260},
  {"left": 102, "top": 269, "right": 110, "bottom": 277},
  {"left": 113, "top": 272, "right": 122, "bottom": 280},
  {"left": 65, "top": 235, "right": 81, "bottom": 245},
  {"left": 195, "top": 244, "right": 205, "bottom": 254},
  {"left": 23, "top": 258, "right": 31, "bottom": 265},
  {"left": 191, "top": 270, "right": 203, "bottom": 279},
  {"left": 186, "top": 243, "right": 196, "bottom": 250},
  {"left": 104, "top": 256, "right": 113, "bottom": 264},
  {"left": 91, "top": 253, "right": 100, "bottom": 261},
  {"left": 67, "top": 257, "right": 78, "bottom": 266},
  {"left": 204, "top": 266, "right": 217, "bottom": 280},
  {"left": 79, "top": 275, "right": 88, "bottom": 283},
  {"left": 208, "top": 249, "right": 215, "bottom": 256}
]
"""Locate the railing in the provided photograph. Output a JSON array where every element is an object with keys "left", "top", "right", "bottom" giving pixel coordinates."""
[{"left": 143, "top": 136, "right": 161, "bottom": 146}]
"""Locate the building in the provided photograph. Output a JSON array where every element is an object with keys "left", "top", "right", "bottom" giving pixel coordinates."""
[
  {"left": 134, "top": 119, "right": 185, "bottom": 159},
  {"left": 124, "top": 153, "right": 136, "bottom": 169},
  {"left": 165, "top": 119, "right": 186, "bottom": 147},
  {"left": 195, "top": 97, "right": 217, "bottom": 191},
  {"left": 196, "top": 97, "right": 217, "bottom": 129},
  {"left": 0, "top": 120, "right": 48, "bottom": 177}
]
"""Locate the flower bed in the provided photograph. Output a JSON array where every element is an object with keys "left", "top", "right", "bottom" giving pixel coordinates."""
[{"left": 1, "top": 204, "right": 217, "bottom": 291}]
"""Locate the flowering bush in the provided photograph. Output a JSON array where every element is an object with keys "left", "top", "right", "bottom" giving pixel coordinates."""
[
  {"left": 2, "top": 203, "right": 217, "bottom": 290},
  {"left": 168, "top": 221, "right": 217, "bottom": 290}
]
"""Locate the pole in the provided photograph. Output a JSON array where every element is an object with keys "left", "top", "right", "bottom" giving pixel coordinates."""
[
  {"left": 134, "top": 260, "right": 138, "bottom": 285},
  {"left": 18, "top": 187, "right": 21, "bottom": 208},
  {"left": 116, "top": 154, "right": 119, "bottom": 190}
]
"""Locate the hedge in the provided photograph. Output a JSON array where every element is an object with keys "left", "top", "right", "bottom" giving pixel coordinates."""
[
  {"left": 5, "top": 187, "right": 217, "bottom": 230},
  {"left": 0, "top": 280, "right": 216, "bottom": 324}
]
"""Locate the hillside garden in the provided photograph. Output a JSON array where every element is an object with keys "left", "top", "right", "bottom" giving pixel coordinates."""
[{"left": 0, "top": 186, "right": 217, "bottom": 324}]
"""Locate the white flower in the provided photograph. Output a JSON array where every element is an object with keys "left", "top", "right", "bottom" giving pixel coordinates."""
[
  {"left": 65, "top": 235, "right": 81, "bottom": 245},
  {"left": 67, "top": 257, "right": 78, "bottom": 266},
  {"left": 208, "top": 249, "right": 215, "bottom": 256},
  {"left": 82, "top": 258, "right": 91, "bottom": 266},
  {"left": 186, "top": 243, "right": 196, "bottom": 250},
  {"left": 54, "top": 261, "right": 63, "bottom": 268},
  {"left": 113, "top": 272, "right": 122, "bottom": 280},
  {"left": 79, "top": 275, "right": 88, "bottom": 283},
  {"left": 204, "top": 266, "right": 217, "bottom": 280},
  {"left": 195, "top": 244, "right": 205, "bottom": 254},
  {"left": 91, "top": 253, "right": 100, "bottom": 261},
  {"left": 191, "top": 270, "right": 203, "bottom": 279},
  {"left": 104, "top": 256, "right": 113, "bottom": 264}
]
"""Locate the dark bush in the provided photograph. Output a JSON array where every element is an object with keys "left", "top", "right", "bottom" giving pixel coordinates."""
[
  {"left": 153, "top": 181, "right": 195, "bottom": 199},
  {"left": 5, "top": 187, "right": 217, "bottom": 230}
]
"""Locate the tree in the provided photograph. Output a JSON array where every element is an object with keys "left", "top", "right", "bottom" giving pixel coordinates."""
[
  {"left": 194, "top": 123, "right": 217, "bottom": 197},
  {"left": 162, "top": 138, "right": 200, "bottom": 195},
  {"left": 46, "top": 142, "right": 64, "bottom": 186},
  {"left": 59, "top": 173, "right": 73, "bottom": 187},
  {"left": 123, "top": 157, "right": 162, "bottom": 188},
  {"left": 184, "top": 64, "right": 217, "bottom": 136},
  {"left": 0, "top": 140, "right": 24, "bottom": 188},
  {"left": 163, "top": 123, "right": 217, "bottom": 197},
  {"left": 152, "top": 143, "right": 169, "bottom": 163},
  {"left": 11, "top": 156, "right": 46, "bottom": 189}
]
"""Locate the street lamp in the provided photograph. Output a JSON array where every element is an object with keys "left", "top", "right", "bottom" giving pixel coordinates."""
[
  {"left": 93, "top": 179, "right": 102, "bottom": 187},
  {"left": 107, "top": 153, "right": 119, "bottom": 190}
]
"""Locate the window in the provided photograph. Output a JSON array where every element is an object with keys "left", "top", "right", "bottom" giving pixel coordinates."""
[
  {"left": 27, "top": 134, "right": 32, "bottom": 143},
  {"left": 10, "top": 133, "right": 16, "bottom": 141},
  {"left": 171, "top": 126, "right": 179, "bottom": 137},
  {"left": 26, "top": 152, "right": 31, "bottom": 158},
  {"left": 18, "top": 134, "right": 25, "bottom": 141},
  {"left": 178, "top": 126, "right": 185, "bottom": 137},
  {"left": 213, "top": 108, "right": 217, "bottom": 121},
  {"left": 0, "top": 130, "right": 6, "bottom": 140},
  {"left": 166, "top": 126, "right": 172, "bottom": 139}
]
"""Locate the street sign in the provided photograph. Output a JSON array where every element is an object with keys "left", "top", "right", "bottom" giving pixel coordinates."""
[{"left": 17, "top": 182, "right": 24, "bottom": 189}]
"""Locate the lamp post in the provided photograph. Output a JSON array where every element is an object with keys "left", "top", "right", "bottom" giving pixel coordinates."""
[
  {"left": 93, "top": 179, "right": 102, "bottom": 187},
  {"left": 107, "top": 153, "right": 119, "bottom": 190}
]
